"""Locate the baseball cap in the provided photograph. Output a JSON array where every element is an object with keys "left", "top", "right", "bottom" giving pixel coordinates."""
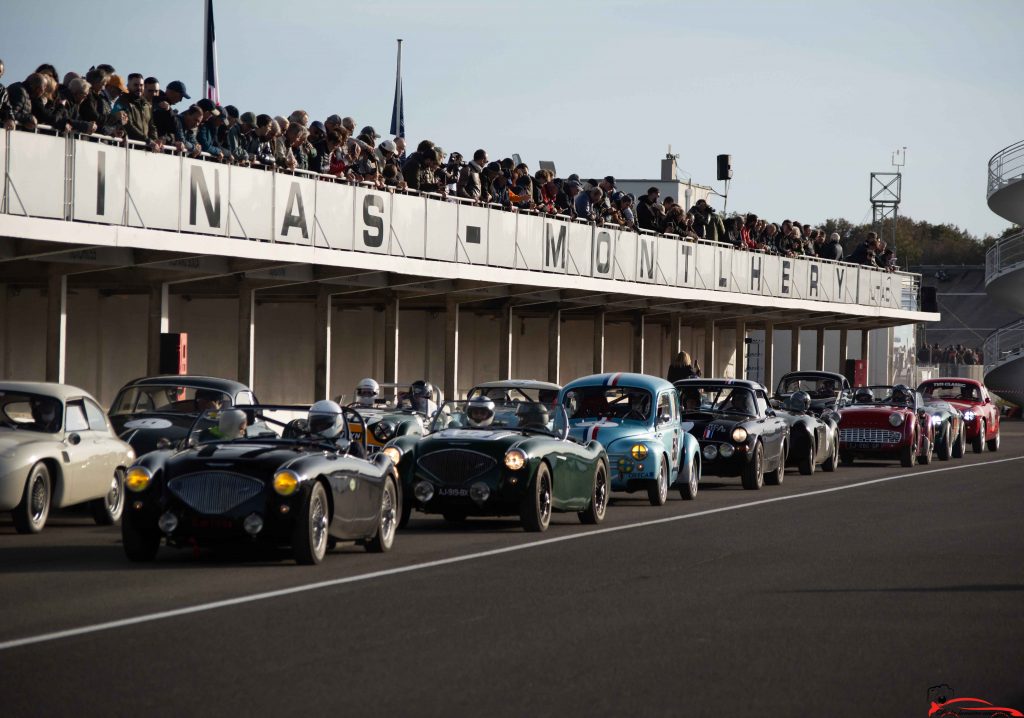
[
  {"left": 360, "top": 125, "right": 380, "bottom": 139},
  {"left": 166, "top": 80, "right": 190, "bottom": 99},
  {"left": 380, "top": 139, "right": 397, "bottom": 153},
  {"left": 224, "top": 104, "right": 240, "bottom": 119},
  {"left": 240, "top": 111, "right": 257, "bottom": 125},
  {"left": 310, "top": 120, "right": 326, "bottom": 133},
  {"left": 604, "top": 175, "right": 616, "bottom": 187},
  {"left": 196, "top": 98, "right": 217, "bottom": 113},
  {"left": 107, "top": 74, "right": 128, "bottom": 94},
  {"left": 326, "top": 114, "right": 343, "bottom": 125}
]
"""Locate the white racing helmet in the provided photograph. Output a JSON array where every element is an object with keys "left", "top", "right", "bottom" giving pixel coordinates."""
[
  {"left": 308, "top": 400, "right": 345, "bottom": 439},
  {"left": 466, "top": 396, "right": 495, "bottom": 428},
  {"left": 218, "top": 408, "right": 247, "bottom": 439},
  {"left": 355, "top": 377, "right": 379, "bottom": 407}
]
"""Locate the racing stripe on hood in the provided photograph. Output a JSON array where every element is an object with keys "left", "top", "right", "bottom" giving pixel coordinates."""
[{"left": 607, "top": 373, "right": 622, "bottom": 387}]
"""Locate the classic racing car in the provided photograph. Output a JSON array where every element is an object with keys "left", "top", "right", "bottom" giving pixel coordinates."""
[
  {"left": 1, "top": 382, "right": 135, "bottom": 533},
  {"left": 389, "top": 398, "right": 609, "bottom": 531},
  {"left": 838, "top": 385, "right": 935, "bottom": 466},
  {"left": 773, "top": 370, "right": 852, "bottom": 412},
  {"left": 775, "top": 390, "right": 841, "bottom": 474},
  {"left": 342, "top": 379, "right": 442, "bottom": 455},
  {"left": 675, "top": 379, "right": 789, "bottom": 489},
  {"left": 467, "top": 380, "right": 561, "bottom": 404},
  {"left": 560, "top": 373, "right": 702, "bottom": 503},
  {"left": 109, "top": 375, "right": 260, "bottom": 455},
  {"left": 120, "top": 402, "right": 399, "bottom": 564},
  {"left": 917, "top": 378, "right": 1000, "bottom": 454},
  {"left": 916, "top": 393, "right": 966, "bottom": 461}
]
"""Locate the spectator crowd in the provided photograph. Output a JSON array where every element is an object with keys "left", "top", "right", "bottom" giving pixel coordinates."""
[
  {"left": 917, "top": 343, "right": 983, "bottom": 366},
  {"left": 0, "top": 57, "right": 895, "bottom": 271}
]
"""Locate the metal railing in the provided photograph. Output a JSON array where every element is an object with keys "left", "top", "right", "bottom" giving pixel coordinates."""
[
  {"left": 987, "top": 139, "right": 1024, "bottom": 199},
  {"left": 984, "top": 228, "right": 1024, "bottom": 285},
  {"left": 983, "top": 317, "right": 1024, "bottom": 374}
]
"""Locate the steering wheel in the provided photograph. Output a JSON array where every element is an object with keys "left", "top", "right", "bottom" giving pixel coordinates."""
[{"left": 342, "top": 406, "right": 368, "bottom": 456}]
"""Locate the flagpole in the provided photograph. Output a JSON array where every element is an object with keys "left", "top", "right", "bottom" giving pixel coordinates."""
[{"left": 390, "top": 38, "right": 405, "bottom": 139}]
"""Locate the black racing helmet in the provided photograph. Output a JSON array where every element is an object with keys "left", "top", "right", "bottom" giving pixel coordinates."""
[
  {"left": 891, "top": 384, "right": 913, "bottom": 405},
  {"left": 517, "top": 402, "right": 550, "bottom": 429},
  {"left": 785, "top": 390, "right": 811, "bottom": 412},
  {"left": 411, "top": 380, "right": 432, "bottom": 398},
  {"left": 854, "top": 387, "right": 875, "bottom": 404}
]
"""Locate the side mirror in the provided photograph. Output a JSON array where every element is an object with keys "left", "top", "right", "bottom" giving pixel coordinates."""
[
  {"left": 156, "top": 437, "right": 172, "bottom": 450},
  {"left": 658, "top": 411, "right": 672, "bottom": 425},
  {"left": 66, "top": 432, "right": 82, "bottom": 446},
  {"left": 984, "top": 397, "right": 991, "bottom": 404},
  {"left": 765, "top": 409, "right": 776, "bottom": 418}
]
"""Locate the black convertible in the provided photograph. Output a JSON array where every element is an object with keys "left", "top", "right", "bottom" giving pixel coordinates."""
[
  {"left": 775, "top": 390, "right": 842, "bottom": 475},
  {"left": 120, "top": 404, "right": 399, "bottom": 565},
  {"left": 773, "top": 371, "right": 852, "bottom": 413}
]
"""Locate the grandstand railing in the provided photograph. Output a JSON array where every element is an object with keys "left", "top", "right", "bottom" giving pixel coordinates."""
[
  {"left": 987, "top": 139, "right": 1024, "bottom": 200},
  {"left": 985, "top": 228, "right": 1024, "bottom": 286},
  {"left": 983, "top": 317, "right": 1024, "bottom": 375},
  {"left": 0, "top": 126, "right": 921, "bottom": 312}
]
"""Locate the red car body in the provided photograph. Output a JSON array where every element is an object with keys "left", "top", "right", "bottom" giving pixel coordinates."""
[
  {"left": 838, "top": 386, "right": 935, "bottom": 466},
  {"left": 917, "top": 378, "right": 1000, "bottom": 453}
]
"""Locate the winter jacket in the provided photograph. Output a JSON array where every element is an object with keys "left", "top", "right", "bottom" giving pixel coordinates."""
[
  {"left": 111, "top": 94, "right": 157, "bottom": 142},
  {"left": 819, "top": 238, "right": 844, "bottom": 261},
  {"left": 79, "top": 90, "right": 114, "bottom": 132},
  {"left": 6, "top": 82, "right": 36, "bottom": 125},
  {"left": 0, "top": 83, "right": 14, "bottom": 125},
  {"left": 456, "top": 161, "right": 484, "bottom": 200}
]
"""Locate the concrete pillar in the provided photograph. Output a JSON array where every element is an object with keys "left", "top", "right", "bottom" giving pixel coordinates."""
[
  {"left": 547, "top": 309, "right": 561, "bottom": 384},
  {"left": 735, "top": 319, "right": 746, "bottom": 380},
  {"left": 763, "top": 322, "right": 774, "bottom": 392},
  {"left": 703, "top": 318, "right": 715, "bottom": 378},
  {"left": 313, "top": 286, "right": 332, "bottom": 401},
  {"left": 631, "top": 311, "right": 644, "bottom": 374},
  {"left": 815, "top": 327, "right": 826, "bottom": 371},
  {"left": 592, "top": 311, "right": 605, "bottom": 374},
  {"left": 790, "top": 326, "right": 801, "bottom": 373},
  {"left": 498, "top": 301, "right": 513, "bottom": 380},
  {"left": 669, "top": 314, "right": 682, "bottom": 358},
  {"left": 838, "top": 328, "right": 849, "bottom": 374},
  {"left": 861, "top": 328, "right": 871, "bottom": 382},
  {"left": 45, "top": 274, "right": 67, "bottom": 383},
  {"left": 146, "top": 282, "right": 169, "bottom": 375},
  {"left": 383, "top": 293, "right": 399, "bottom": 385},
  {"left": 0, "top": 284, "right": 6, "bottom": 378},
  {"left": 238, "top": 282, "right": 255, "bottom": 388},
  {"left": 444, "top": 297, "right": 459, "bottom": 399}
]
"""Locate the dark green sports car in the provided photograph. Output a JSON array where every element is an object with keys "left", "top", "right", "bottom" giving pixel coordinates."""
[{"left": 387, "top": 401, "right": 609, "bottom": 532}]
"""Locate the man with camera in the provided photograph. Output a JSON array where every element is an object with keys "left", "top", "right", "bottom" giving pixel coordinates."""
[{"left": 690, "top": 198, "right": 725, "bottom": 242}]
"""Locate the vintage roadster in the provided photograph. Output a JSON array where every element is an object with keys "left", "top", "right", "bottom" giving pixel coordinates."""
[
  {"left": 388, "top": 399, "right": 609, "bottom": 532},
  {"left": 774, "top": 370, "right": 852, "bottom": 412},
  {"left": 838, "top": 385, "right": 935, "bottom": 467},
  {"left": 675, "top": 379, "right": 789, "bottom": 490},
  {"left": 109, "top": 375, "right": 260, "bottom": 456},
  {"left": 916, "top": 393, "right": 966, "bottom": 461},
  {"left": 917, "top": 378, "right": 999, "bottom": 454},
  {"left": 342, "top": 380, "right": 442, "bottom": 455},
  {"left": 120, "top": 402, "right": 399, "bottom": 564},
  {"left": 467, "top": 380, "right": 561, "bottom": 404},
  {"left": 561, "top": 373, "right": 702, "bottom": 503},
  {"left": 1, "top": 382, "right": 135, "bottom": 533},
  {"left": 774, "top": 390, "right": 842, "bottom": 474}
]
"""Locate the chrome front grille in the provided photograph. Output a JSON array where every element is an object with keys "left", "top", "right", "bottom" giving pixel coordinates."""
[
  {"left": 417, "top": 450, "right": 496, "bottom": 485},
  {"left": 168, "top": 472, "right": 265, "bottom": 514},
  {"left": 840, "top": 428, "right": 902, "bottom": 444}
]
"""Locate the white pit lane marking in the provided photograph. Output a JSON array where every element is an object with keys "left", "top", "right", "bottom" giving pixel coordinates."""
[{"left": 1, "top": 454, "right": 1021, "bottom": 652}]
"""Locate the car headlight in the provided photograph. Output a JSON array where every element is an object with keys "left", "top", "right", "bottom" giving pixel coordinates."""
[
  {"left": 731, "top": 427, "right": 748, "bottom": 443},
  {"left": 719, "top": 443, "right": 735, "bottom": 458},
  {"left": 702, "top": 444, "right": 718, "bottom": 460},
  {"left": 381, "top": 446, "right": 402, "bottom": 465},
  {"left": 963, "top": 410, "right": 975, "bottom": 421},
  {"left": 273, "top": 469, "right": 300, "bottom": 496},
  {"left": 373, "top": 421, "right": 396, "bottom": 442},
  {"left": 930, "top": 415, "right": 942, "bottom": 425},
  {"left": 630, "top": 444, "right": 649, "bottom": 460},
  {"left": 889, "top": 413, "right": 904, "bottom": 427},
  {"left": 504, "top": 449, "right": 527, "bottom": 471},
  {"left": 125, "top": 466, "right": 152, "bottom": 492}
]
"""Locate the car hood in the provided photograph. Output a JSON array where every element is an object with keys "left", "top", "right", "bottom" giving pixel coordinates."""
[
  {"left": 567, "top": 419, "right": 651, "bottom": 446},
  {"left": 114, "top": 413, "right": 195, "bottom": 453},
  {"left": 945, "top": 400, "right": 981, "bottom": 413},
  {"left": 679, "top": 415, "right": 747, "bottom": 441},
  {"left": 163, "top": 442, "right": 303, "bottom": 478},
  {"left": 418, "top": 428, "right": 524, "bottom": 452}
]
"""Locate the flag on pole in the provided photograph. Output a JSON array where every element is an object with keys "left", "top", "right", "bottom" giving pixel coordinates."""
[
  {"left": 389, "top": 39, "right": 405, "bottom": 138},
  {"left": 203, "top": 0, "right": 220, "bottom": 103}
]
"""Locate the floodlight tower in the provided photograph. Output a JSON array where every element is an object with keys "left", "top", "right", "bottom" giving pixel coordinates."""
[{"left": 870, "top": 147, "right": 905, "bottom": 257}]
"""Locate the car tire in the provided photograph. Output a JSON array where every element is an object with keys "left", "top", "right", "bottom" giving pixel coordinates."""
[
  {"left": 579, "top": 463, "right": 609, "bottom": 524},
  {"left": 798, "top": 439, "right": 815, "bottom": 476},
  {"left": 741, "top": 442, "right": 764, "bottom": 490},
  {"left": 365, "top": 476, "right": 398, "bottom": 553},
  {"left": 13, "top": 462, "right": 51, "bottom": 534},
  {"left": 765, "top": 440, "right": 786, "bottom": 486},
  {"left": 647, "top": 460, "right": 669, "bottom": 506},
  {"left": 90, "top": 469, "right": 126, "bottom": 526},
  {"left": 822, "top": 437, "right": 839, "bottom": 472},
  {"left": 936, "top": 423, "right": 952, "bottom": 461},
  {"left": 121, "top": 508, "right": 160, "bottom": 562},
  {"left": 972, "top": 421, "right": 985, "bottom": 454},
  {"left": 900, "top": 434, "right": 917, "bottom": 467},
  {"left": 919, "top": 436, "right": 933, "bottom": 465},
  {"left": 678, "top": 455, "right": 699, "bottom": 501},
  {"left": 987, "top": 427, "right": 1000, "bottom": 452},
  {"left": 520, "top": 463, "right": 552, "bottom": 532},
  {"left": 951, "top": 423, "right": 965, "bottom": 459},
  {"left": 293, "top": 481, "right": 330, "bottom": 565}
]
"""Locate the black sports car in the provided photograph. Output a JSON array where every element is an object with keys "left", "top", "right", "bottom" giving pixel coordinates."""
[
  {"left": 120, "top": 404, "right": 399, "bottom": 565},
  {"left": 917, "top": 396, "right": 966, "bottom": 460},
  {"left": 773, "top": 371, "right": 852, "bottom": 413},
  {"left": 775, "top": 391, "right": 841, "bottom": 474},
  {"left": 675, "top": 379, "right": 789, "bottom": 490}
]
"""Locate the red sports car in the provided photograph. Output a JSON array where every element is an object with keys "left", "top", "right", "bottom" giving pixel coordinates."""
[
  {"left": 839, "top": 384, "right": 935, "bottom": 467},
  {"left": 917, "top": 378, "right": 1000, "bottom": 454}
]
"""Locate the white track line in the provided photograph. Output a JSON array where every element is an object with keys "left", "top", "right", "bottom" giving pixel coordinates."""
[{"left": 1, "top": 454, "right": 1021, "bottom": 652}]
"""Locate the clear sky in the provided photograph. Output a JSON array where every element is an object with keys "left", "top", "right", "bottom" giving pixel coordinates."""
[{"left": 2, "top": 0, "right": 1021, "bottom": 238}]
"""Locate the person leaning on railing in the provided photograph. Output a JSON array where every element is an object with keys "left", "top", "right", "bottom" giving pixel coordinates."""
[{"left": 111, "top": 73, "right": 162, "bottom": 150}]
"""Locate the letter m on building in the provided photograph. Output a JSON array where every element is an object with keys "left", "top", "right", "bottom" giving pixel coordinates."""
[{"left": 545, "top": 224, "right": 566, "bottom": 270}]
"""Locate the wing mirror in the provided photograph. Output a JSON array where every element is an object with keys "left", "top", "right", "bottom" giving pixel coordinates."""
[
  {"left": 66, "top": 432, "right": 82, "bottom": 446},
  {"left": 765, "top": 409, "right": 776, "bottom": 418},
  {"left": 156, "top": 437, "right": 172, "bottom": 450},
  {"left": 658, "top": 411, "right": 672, "bottom": 425}
]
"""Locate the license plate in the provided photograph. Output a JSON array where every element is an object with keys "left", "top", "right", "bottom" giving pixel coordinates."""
[
  {"left": 849, "top": 442, "right": 883, "bottom": 449},
  {"left": 437, "top": 487, "right": 468, "bottom": 497}
]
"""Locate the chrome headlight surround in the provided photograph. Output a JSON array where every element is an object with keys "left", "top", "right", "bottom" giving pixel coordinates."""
[
  {"left": 373, "top": 421, "right": 396, "bottom": 443},
  {"left": 125, "top": 465, "right": 153, "bottom": 493},
  {"left": 381, "top": 446, "right": 402, "bottom": 465},
  {"left": 504, "top": 449, "right": 527, "bottom": 471},
  {"left": 719, "top": 443, "right": 736, "bottom": 458},
  {"left": 630, "top": 444, "right": 649, "bottom": 460},
  {"left": 731, "top": 426, "right": 749, "bottom": 443},
  {"left": 273, "top": 469, "right": 301, "bottom": 496},
  {"left": 702, "top": 444, "right": 718, "bottom": 460},
  {"left": 888, "top": 413, "right": 904, "bottom": 427}
]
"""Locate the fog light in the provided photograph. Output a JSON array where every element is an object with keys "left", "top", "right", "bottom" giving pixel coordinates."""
[
  {"left": 279, "top": 504, "right": 290, "bottom": 514},
  {"left": 508, "top": 476, "right": 519, "bottom": 486},
  {"left": 720, "top": 444, "right": 735, "bottom": 458},
  {"left": 470, "top": 483, "right": 490, "bottom": 504},
  {"left": 414, "top": 481, "right": 434, "bottom": 503},
  {"left": 702, "top": 444, "right": 718, "bottom": 460},
  {"left": 243, "top": 513, "right": 264, "bottom": 535},
  {"left": 132, "top": 501, "right": 144, "bottom": 510},
  {"left": 158, "top": 511, "right": 178, "bottom": 534}
]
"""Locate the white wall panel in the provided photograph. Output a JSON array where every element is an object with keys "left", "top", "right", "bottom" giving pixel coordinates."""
[
  {"left": 7, "top": 132, "right": 66, "bottom": 219},
  {"left": 73, "top": 141, "right": 126, "bottom": 225},
  {"left": 228, "top": 165, "right": 274, "bottom": 241},
  {"left": 127, "top": 150, "right": 180, "bottom": 231}
]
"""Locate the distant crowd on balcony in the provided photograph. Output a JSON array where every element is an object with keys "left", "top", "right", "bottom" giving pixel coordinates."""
[
  {"left": 917, "top": 343, "right": 983, "bottom": 366},
  {"left": 0, "top": 59, "right": 896, "bottom": 271}
]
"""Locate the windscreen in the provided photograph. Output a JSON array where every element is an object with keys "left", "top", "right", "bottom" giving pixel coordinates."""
[
  {"left": 778, "top": 377, "right": 841, "bottom": 399},
  {"left": 562, "top": 386, "right": 653, "bottom": 422},
  {"left": 430, "top": 400, "right": 566, "bottom": 437},
  {"left": 920, "top": 382, "right": 980, "bottom": 401},
  {"left": 677, "top": 385, "right": 757, "bottom": 417},
  {"left": 111, "top": 385, "right": 231, "bottom": 416}
]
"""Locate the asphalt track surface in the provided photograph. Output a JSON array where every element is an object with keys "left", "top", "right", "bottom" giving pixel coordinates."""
[{"left": 2, "top": 425, "right": 1023, "bottom": 717}]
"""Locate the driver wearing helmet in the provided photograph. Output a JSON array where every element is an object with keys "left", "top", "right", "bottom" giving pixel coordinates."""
[
  {"left": 354, "top": 377, "right": 379, "bottom": 407},
  {"left": 785, "top": 390, "right": 812, "bottom": 414},
  {"left": 201, "top": 408, "right": 248, "bottom": 441},
  {"left": 307, "top": 400, "right": 364, "bottom": 457},
  {"left": 890, "top": 384, "right": 913, "bottom": 406},
  {"left": 854, "top": 387, "right": 875, "bottom": 404},
  {"left": 517, "top": 401, "right": 550, "bottom": 430},
  {"left": 409, "top": 380, "right": 437, "bottom": 416},
  {"left": 465, "top": 396, "right": 495, "bottom": 428},
  {"left": 28, "top": 396, "right": 61, "bottom": 433}
]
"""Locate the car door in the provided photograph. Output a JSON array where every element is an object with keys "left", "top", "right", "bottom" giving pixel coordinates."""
[
  {"left": 83, "top": 398, "right": 123, "bottom": 493},
  {"left": 653, "top": 392, "right": 680, "bottom": 474},
  {"left": 59, "top": 399, "right": 107, "bottom": 506},
  {"left": 757, "top": 390, "right": 785, "bottom": 461}
]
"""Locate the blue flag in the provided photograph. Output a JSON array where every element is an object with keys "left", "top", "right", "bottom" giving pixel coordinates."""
[{"left": 390, "top": 39, "right": 404, "bottom": 138}]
